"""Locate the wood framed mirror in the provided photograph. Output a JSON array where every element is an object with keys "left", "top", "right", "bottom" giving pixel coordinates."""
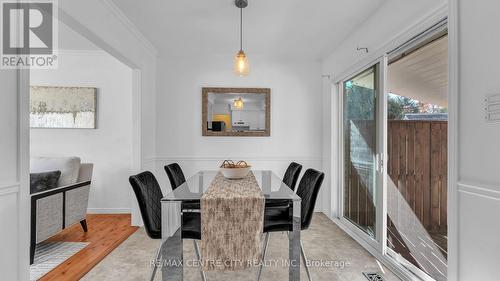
[{"left": 202, "top": 87, "right": 270, "bottom": 136}]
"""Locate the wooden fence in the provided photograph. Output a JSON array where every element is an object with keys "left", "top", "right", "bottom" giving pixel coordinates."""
[
  {"left": 387, "top": 120, "right": 447, "bottom": 233},
  {"left": 344, "top": 120, "right": 376, "bottom": 232},
  {"left": 344, "top": 120, "right": 448, "bottom": 234}
]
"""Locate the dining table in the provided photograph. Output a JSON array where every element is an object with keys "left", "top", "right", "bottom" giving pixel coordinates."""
[{"left": 160, "top": 170, "right": 302, "bottom": 281}]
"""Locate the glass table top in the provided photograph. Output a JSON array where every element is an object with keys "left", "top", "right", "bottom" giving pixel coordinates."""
[{"left": 162, "top": 170, "right": 300, "bottom": 201}]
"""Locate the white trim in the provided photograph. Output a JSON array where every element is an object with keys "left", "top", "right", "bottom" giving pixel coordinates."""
[
  {"left": 131, "top": 70, "right": 143, "bottom": 226},
  {"left": 328, "top": 79, "right": 339, "bottom": 219},
  {"left": 447, "top": 1, "right": 459, "bottom": 280},
  {"left": 18, "top": 68, "right": 30, "bottom": 281},
  {"left": 334, "top": 56, "right": 383, "bottom": 84},
  {"left": 87, "top": 208, "right": 132, "bottom": 214},
  {"left": 377, "top": 55, "right": 389, "bottom": 257},
  {"left": 100, "top": 0, "right": 158, "bottom": 57},
  {"left": 0, "top": 184, "right": 20, "bottom": 196},
  {"left": 332, "top": 3, "right": 448, "bottom": 83},
  {"left": 57, "top": 49, "right": 109, "bottom": 56},
  {"left": 458, "top": 182, "right": 500, "bottom": 201},
  {"left": 132, "top": 70, "right": 142, "bottom": 173}
]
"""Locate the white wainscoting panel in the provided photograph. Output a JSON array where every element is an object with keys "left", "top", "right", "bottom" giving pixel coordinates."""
[
  {"left": 458, "top": 182, "right": 500, "bottom": 281},
  {"left": 0, "top": 183, "right": 20, "bottom": 281}
]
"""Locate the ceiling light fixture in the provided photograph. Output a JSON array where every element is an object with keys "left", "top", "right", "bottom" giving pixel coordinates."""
[{"left": 234, "top": 0, "right": 249, "bottom": 77}]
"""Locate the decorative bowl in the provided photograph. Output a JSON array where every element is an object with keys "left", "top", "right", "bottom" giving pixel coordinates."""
[{"left": 219, "top": 160, "right": 251, "bottom": 179}]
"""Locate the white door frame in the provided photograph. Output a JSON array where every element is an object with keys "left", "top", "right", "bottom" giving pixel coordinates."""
[{"left": 18, "top": 69, "right": 31, "bottom": 281}]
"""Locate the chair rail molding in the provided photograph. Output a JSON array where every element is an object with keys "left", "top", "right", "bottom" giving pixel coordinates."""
[
  {"left": 457, "top": 182, "right": 500, "bottom": 200},
  {"left": 0, "top": 183, "right": 20, "bottom": 196},
  {"left": 150, "top": 156, "right": 324, "bottom": 162}
]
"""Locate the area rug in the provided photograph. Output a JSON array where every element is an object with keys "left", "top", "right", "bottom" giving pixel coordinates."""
[{"left": 30, "top": 241, "right": 89, "bottom": 281}]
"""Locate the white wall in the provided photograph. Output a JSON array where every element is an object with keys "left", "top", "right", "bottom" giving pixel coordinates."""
[
  {"left": 154, "top": 55, "right": 324, "bottom": 209},
  {"left": 30, "top": 51, "right": 134, "bottom": 213},
  {"left": 456, "top": 0, "right": 500, "bottom": 280}
]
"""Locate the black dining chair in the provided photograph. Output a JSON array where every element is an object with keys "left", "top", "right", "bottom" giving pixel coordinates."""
[
  {"left": 265, "top": 162, "right": 302, "bottom": 208},
  {"left": 129, "top": 171, "right": 206, "bottom": 281},
  {"left": 164, "top": 163, "right": 186, "bottom": 190},
  {"left": 282, "top": 162, "right": 303, "bottom": 191},
  {"left": 258, "top": 168, "right": 324, "bottom": 281},
  {"left": 164, "top": 163, "right": 200, "bottom": 210}
]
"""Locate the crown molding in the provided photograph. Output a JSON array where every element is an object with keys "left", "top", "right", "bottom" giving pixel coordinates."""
[
  {"left": 100, "top": 0, "right": 158, "bottom": 57},
  {"left": 57, "top": 49, "right": 109, "bottom": 56}
]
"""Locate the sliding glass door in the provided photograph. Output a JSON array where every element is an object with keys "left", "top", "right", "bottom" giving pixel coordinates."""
[
  {"left": 339, "top": 21, "right": 448, "bottom": 281},
  {"left": 342, "top": 65, "right": 379, "bottom": 239},
  {"left": 385, "top": 32, "right": 448, "bottom": 281}
]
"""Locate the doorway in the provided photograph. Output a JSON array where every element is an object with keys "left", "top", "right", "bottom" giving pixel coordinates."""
[{"left": 338, "top": 21, "right": 449, "bottom": 281}]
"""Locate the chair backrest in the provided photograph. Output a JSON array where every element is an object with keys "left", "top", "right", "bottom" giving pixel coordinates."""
[
  {"left": 282, "top": 162, "right": 302, "bottom": 191},
  {"left": 164, "top": 163, "right": 186, "bottom": 190},
  {"left": 296, "top": 169, "right": 324, "bottom": 230},
  {"left": 129, "top": 171, "right": 163, "bottom": 239}
]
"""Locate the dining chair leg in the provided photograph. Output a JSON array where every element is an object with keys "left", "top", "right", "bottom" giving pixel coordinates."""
[
  {"left": 257, "top": 233, "right": 270, "bottom": 281},
  {"left": 300, "top": 240, "right": 313, "bottom": 281},
  {"left": 150, "top": 246, "right": 162, "bottom": 281},
  {"left": 193, "top": 240, "right": 207, "bottom": 281}
]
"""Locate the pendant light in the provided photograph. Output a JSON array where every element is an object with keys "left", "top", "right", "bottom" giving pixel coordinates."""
[
  {"left": 234, "top": 0, "right": 249, "bottom": 77},
  {"left": 234, "top": 97, "right": 244, "bottom": 109}
]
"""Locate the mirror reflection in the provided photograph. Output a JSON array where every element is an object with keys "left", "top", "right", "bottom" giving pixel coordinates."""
[
  {"left": 207, "top": 93, "right": 266, "bottom": 132},
  {"left": 203, "top": 88, "right": 270, "bottom": 136}
]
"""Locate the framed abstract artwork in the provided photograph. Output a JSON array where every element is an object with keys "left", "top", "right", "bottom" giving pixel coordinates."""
[{"left": 30, "top": 86, "right": 97, "bottom": 129}]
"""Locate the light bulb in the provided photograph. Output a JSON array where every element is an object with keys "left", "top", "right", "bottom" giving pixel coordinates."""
[
  {"left": 234, "top": 97, "right": 244, "bottom": 109},
  {"left": 234, "top": 50, "right": 249, "bottom": 77}
]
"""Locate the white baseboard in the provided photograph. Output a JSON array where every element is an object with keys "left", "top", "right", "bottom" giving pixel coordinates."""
[{"left": 87, "top": 208, "right": 131, "bottom": 214}]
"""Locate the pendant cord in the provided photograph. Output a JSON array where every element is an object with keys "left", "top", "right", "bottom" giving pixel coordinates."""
[{"left": 240, "top": 7, "right": 243, "bottom": 51}]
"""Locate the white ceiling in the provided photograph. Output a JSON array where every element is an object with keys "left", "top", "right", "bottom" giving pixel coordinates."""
[
  {"left": 111, "top": 0, "right": 386, "bottom": 60},
  {"left": 388, "top": 36, "right": 448, "bottom": 106}
]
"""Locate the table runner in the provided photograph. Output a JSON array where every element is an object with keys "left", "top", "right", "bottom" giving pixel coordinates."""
[{"left": 200, "top": 171, "right": 264, "bottom": 271}]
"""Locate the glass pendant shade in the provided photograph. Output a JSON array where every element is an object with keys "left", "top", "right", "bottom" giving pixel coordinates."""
[{"left": 234, "top": 50, "right": 249, "bottom": 77}]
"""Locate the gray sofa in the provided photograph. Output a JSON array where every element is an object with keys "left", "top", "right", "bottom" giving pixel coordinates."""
[{"left": 30, "top": 157, "right": 93, "bottom": 264}]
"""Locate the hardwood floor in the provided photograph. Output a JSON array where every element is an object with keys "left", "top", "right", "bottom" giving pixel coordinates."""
[{"left": 40, "top": 214, "right": 138, "bottom": 281}]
